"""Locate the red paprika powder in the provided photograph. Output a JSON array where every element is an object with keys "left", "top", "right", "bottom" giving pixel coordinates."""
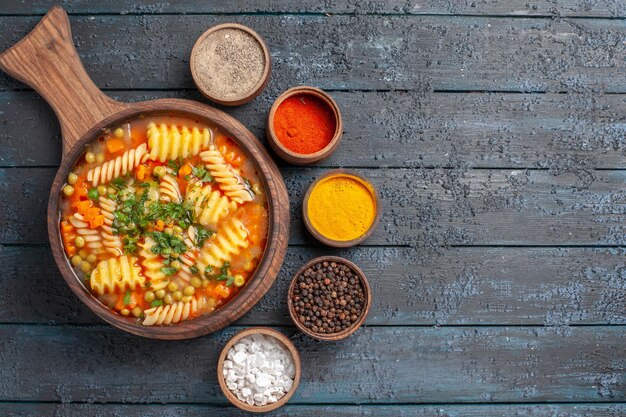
[{"left": 273, "top": 93, "right": 336, "bottom": 154}]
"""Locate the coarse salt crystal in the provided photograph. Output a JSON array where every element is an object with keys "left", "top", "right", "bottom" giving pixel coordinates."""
[{"left": 222, "top": 333, "right": 295, "bottom": 407}]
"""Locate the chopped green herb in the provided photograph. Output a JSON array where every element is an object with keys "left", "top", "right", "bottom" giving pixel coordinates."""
[
  {"left": 167, "top": 159, "right": 183, "bottom": 174},
  {"left": 161, "top": 266, "right": 178, "bottom": 276},
  {"left": 123, "top": 289, "right": 132, "bottom": 306},
  {"left": 190, "top": 265, "right": 199, "bottom": 274},
  {"left": 150, "top": 299, "right": 163, "bottom": 308},
  {"left": 216, "top": 262, "right": 234, "bottom": 286},
  {"left": 123, "top": 235, "right": 138, "bottom": 254},
  {"left": 149, "top": 231, "right": 187, "bottom": 256},
  {"left": 88, "top": 187, "right": 99, "bottom": 200},
  {"left": 195, "top": 226, "right": 215, "bottom": 247},
  {"left": 110, "top": 177, "right": 126, "bottom": 190},
  {"left": 144, "top": 281, "right": 152, "bottom": 289},
  {"left": 204, "top": 265, "right": 213, "bottom": 274},
  {"left": 191, "top": 165, "right": 214, "bottom": 182}
]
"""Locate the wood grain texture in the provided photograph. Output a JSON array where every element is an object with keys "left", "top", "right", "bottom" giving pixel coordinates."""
[
  {"left": 1, "top": 15, "right": 625, "bottom": 92},
  {"left": 2, "top": 90, "right": 625, "bottom": 169},
  {"left": 0, "top": 6, "right": 127, "bottom": 153},
  {"left": 3, "top": 167, "right": 624, "bottom": 246},
  {"left": 2, "top": 245, "right": 624, "bottom": 326},
  {"left": 2, "top": 403, "right": 626, "bottom": 417},
  {"left": 0, "top": 325, "right": 623, "bottom": 403},
  {"left": 0, "top": 0, "right": 624, "bottom": 17},
  {"left": 1, "top": 3, "right": 624, "bottom": 412}
]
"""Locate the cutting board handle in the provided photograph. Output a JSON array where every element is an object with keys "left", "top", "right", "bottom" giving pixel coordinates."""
[{"left": 0, "top": 6, "right": 127, "bottom": 157}]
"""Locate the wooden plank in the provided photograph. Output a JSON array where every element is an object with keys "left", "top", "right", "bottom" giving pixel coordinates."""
[
  {"left": 1, "top": 16, "right": 625, "bottom": 92},
  {"left": 2, "top": 167, "right": 624, "bottom": 246},
  {"left": 2, "top": 245, "right": 624, "bottom": 326},
  {"left": 0, "top": 325, "right": 623, "bottom": 403},
  {"left": 2, "top": 403, "right": 626, "bottom": 417},
  {"left": 2, "top": 91, "right": 625, "bottom": 169},
  {"left": 1, "top": 0, "right": 624, "bottom": 18}
]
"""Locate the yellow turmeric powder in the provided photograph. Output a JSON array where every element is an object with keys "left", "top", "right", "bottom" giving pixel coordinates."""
[{"left": 307, "top": 174, "right": 376, "bottom": 242}]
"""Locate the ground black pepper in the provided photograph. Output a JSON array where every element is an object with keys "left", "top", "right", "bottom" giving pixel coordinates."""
[
  {"left": 291, "top": 260, "right": 365, "bottom": 334},
  {"left": 194, "top": 28, "right": 265, "bottom": 100}
]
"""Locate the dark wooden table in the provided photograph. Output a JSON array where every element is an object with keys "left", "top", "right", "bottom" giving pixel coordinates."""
[{"left": 1, "top": 1, "right": 625, "bottom": 416}]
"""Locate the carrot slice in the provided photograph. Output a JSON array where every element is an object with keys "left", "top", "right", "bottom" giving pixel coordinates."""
[
  {"left": 75, "top": 200, "right": 92, "bottom": 215},
  {"left": 135, "top": 164, "right": 147, "bottom": 180},
  {"left": 155, "top": 219, "right": 165, "bottom": 231},
  {"left": 178, "top": 162, "right": 192, "bottom": 178},
  {"left": 106, "top": 138, "right": 125, "bottom": 154},
  {"left": 88, "top": 214, "right": 105, "bottom": 229}
]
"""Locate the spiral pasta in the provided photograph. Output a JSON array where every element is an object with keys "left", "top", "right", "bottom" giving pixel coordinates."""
[
  {"left": 159, "top": 173, "right": 182, "bottom": 203},
  {"left": 87, "top": 144, "right": 149, "bottom": 186},
  {"left": 142, "top": 297, "right": 198, "bottom": 326},
  {"left": 147, "top": 123, "right": 212, "bottom": 162},
  {"left": 199, "top": 146, "right": 254, "bottom": 204},
  {"left": 69, "top": 213, "right": 104, "bottom": 254},
  {"left": 186, "top": 181, "right": 237, "bottom": 227},
  {"left": 137, "top": 237, "right": 169, "bottom": 291},
  {"left": 90, "top": 255, "right": 145, "bottom": 295},
  {"left": 60, "top": 114, "right": 269, "bottom": 327},
  {"left": 197, "top": 217, "right": 249, "bottom": 270},
  {"left": 99, "top": 197, "right": 123, "bottom": 256},
  {"left": 172, "top": 227, "right": 199, "bottom": 286}
]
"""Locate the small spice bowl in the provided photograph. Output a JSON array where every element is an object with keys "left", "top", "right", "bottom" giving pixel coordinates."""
[
  {"left": 287, "top": 256, "right": 372, "bottom": 341},
  {"left": 191, "top": 23, "right": 271, "bottom": 106},
  {"left": 217, "top": 327, "right": 301, "bottom": 413},
  {"left": 267, "top": 86, "right": 343, "bottom": 165},
  {"left": 303, "top": 169, "right": 380, "bottom": 248}
]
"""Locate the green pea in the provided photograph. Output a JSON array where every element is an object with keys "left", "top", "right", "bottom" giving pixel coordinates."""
[
  {"left": 96, "top": 153, "right": 105, "bottom": 164},
  {"left": 78, "top": 249, "right": 88, "bottom": 258},
  {"left": 183, "top": 286, "right": 195, "bottom": 296},
  {"left": 80, "top": 261, "right": 91, "bottom": 273},
  {"left": 97, "top": 185, "right": 107, "bottom": 196},
  {"left": 153, "top": 166, "right": 166, "bottom": 178},
  {"left": 67, "top": 173, "right": 78, "bottom": 185},
  {"left": 132, "top": 307, "right": 142, "bottom": 318},
  {"left": 165, "top": 227, "right": 174, "bottom": 235},
  {"left": 107, "top": 187, "right": 116, "bottom": 195},
  {"left": 173, "top": 225, "right": 183, "bottom": 234},
  {"left": 74, "top": 236, "right": 85, "bottom": 248},
  {"left": 85, "top": 152, "right": 96, "bottom": 163},
  {"left": 170, "top": 260, "right": 181, "bottom": 269},
  {"left": 164, "top": 294, "right": 173, "bottom": 305},
  {"left": 155, "top": 289, "right": 166, "bottom": 299},
  {"left": 120, "top": 308, "right": 130, "bottom": 316},
  {"left": 202, "top": 279, "right": 210, "bottom": 288},
  {"left": 86, "top": 254, "right": 97, "bottom": 263},
  {"left": 144, "top": 291, "right": 155, "bottom": 302},
  {"left": 191, "top": 277, "right": 202, "bottom": 288},
  {"left": 173, "top": 291, "right": 183, "bottom": 301},
  {"left": 181, "top": 295, "right": 193, "bottom": 303},
  {"left": 234, "top": 275, "right": 245, "bottom": 287},
  {"left": 170, "top": 252, "right": 179, "bottom": 259},
  {"left": 114, "top": 127, "right": 124, "bottom": 138},
  {"left": 167, "top": 282, "right": 178, "bottom": 292},
  {"left": 71, "top": 255, "right": 82, "bottom": 266},
  {"left": 62, "top": 185, "right": 75, "bottom": 197}
]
